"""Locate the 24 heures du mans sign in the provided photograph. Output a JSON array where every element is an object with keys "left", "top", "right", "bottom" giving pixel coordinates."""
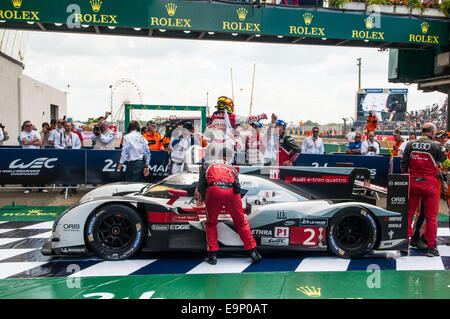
[{"left": 0, "top": 0, "right": 447, "bottom": 46}]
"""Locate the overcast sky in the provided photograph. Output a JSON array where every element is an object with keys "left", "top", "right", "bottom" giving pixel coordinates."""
[{"left": 22, "top": 31, "right": 447, "bottom": 125}]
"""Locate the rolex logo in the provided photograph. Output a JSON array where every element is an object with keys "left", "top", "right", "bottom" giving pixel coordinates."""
[
  {"left": 365, "top": 17, "right": 374, "bottom": 29},
  {"left": 28, "top": 209, "right": 43, "bottom": 213},
  {"left": 296, "top": 286, "right": 321, "bottom": 297},
  {"left": 421, "top": 22, "right": 429, "bottom": 34},
  {"left": 165, "top": 3, "right": 177, "bottom": 16},
  {"left": 12, "top": 0, "right": 22, "bottom": 9},
  {"left": 236, "top": 8, "right": 247, "bottom": 21},
  {"left": 90, "top": 0, "right": 102, "bottom": 12},
  {"left": 303, "top": 12, "right": 313, "bottom": 26}
]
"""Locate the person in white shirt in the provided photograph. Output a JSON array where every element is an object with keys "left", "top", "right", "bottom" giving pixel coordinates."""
[
  {"left": 92, "top": 119, "right": 115, "bottom": 150},
  {"left": 361, "top": 130, "right": 380, "bottom": 156},
  {"left": 54, "top": 121, "right": 82, "bottom": 150},
  {"left": 398, "top": 132, "right": 417, "bottom": 158},
  {"left": 346, "top": 128, "right": 356, "bottom": 143},
  {"left": 301, "top": 126, "right": 324, "bottom": 154},
  {"left": 117, "top": 121, "right": 150, "bottom": 182},
  {"left": 48, "top": 119, "right": 65, "bottom": 146},
  {"left": 169, "top": 122, "right": 191, "bottom": 174},
  {"left": 20, "top": 121, "right": 42, "bottom": 149}
]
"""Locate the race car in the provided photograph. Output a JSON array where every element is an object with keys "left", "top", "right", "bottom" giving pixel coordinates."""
[{"left": 42, "top": 166, "right": 408, "bottom": 260}]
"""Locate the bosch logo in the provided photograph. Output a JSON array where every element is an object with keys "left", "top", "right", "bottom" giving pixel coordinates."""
[
  {"left": 412, "top": 142, "right": 431, "bottom": 150},
  {"left": 9, "top": 157, "right": 58, "bottom": 169}
]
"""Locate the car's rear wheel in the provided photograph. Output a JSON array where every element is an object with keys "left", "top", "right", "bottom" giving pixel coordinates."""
[
  {"left": 327, "top": 207, "right": 377, "bottom": 259},
  {"left": 85, "top": 204, "right": 145, "bottom": 260}
]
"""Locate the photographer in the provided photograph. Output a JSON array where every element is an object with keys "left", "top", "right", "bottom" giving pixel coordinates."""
[
  {"left": 92, "top": 119, "right": 115, "bottom": 150},
  {"left": 54, "top": 121, "right": 82, "bottom": 150},
  {"left": 361, "top": 130, "right": 380, "bottom": 156}
]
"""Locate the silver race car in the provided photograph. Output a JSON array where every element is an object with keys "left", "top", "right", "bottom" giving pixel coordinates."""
[{"left": 42, "top": 166, "right": 408, "bottom": 260}]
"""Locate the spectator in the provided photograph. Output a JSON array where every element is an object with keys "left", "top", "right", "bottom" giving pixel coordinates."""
[
  {"left": 346, "top": 127, "right": 356, "bottom": 143},
  {"left": 92, "top": 119, "right": 115, "bottom": 150},
  {"left": 143, "top": 121, "right": 163, "bottom": 151},
  {"left": 246, "top": 121, "right": 265, "bottom": 165},
  {"left": 117, "top": 121, "right": 150, "bottom": 182},
  {"left": 20, "top": 120, "right": 44, "bottom": 194},
  {"left": 161, "top": 123, "right": 175, "bottom": 151},
  {"left": 0, "top": 122, "right": 9, "bottom": 145},
  {"left": 346, "top": 132, "right": 362, "bottom": 154},
  {"left": 361, "top": 131, "right": 380, "bottom": 156},
  {"left": 48, "top": 119, "right": 65, "bottom": 146},
  {"left": 301, "top": 126, "right": 324, "bottom": 154},
  {"left": 54, "top": 121, "right": 82, "bottom": 150},
  {"left": 71, "top": 122, "right": 84, "bottom": 147},
  {"left": 392, "top": 129, "right": 403, "bottom": 157},
  {"left": 40, "top": 122, "right": 51, "bottom": 149}
]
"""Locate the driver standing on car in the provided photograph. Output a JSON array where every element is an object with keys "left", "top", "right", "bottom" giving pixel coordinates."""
[
  {"left": 401, "top": 122, "right": 450, "bottom": 257},
  {"left": 197, "top": 147, "right": 262, "bottom": 265}
]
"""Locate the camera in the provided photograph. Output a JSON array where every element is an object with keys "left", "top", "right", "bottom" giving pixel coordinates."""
[{"left": 65, "top": 146, "right": 72, "bottom": 149}]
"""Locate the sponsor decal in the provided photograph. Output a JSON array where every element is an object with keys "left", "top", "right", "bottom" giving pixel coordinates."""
[
  {"left": 300, "top": 218, "right": 328, "bottom": 227},
  {"left": 390, "top": 197, "right": 406, "bottom": 205},
  {"left": 274, "top": 226, "right": 289, "bottom": 238},
  {"left": 290, "top": 227, "right": 324, "bottom": 247},
  {"left": 149, "top": 2, "right": 192, "bottom": 29},
  {"left": 151, "top": 224, "right": 169, "bottom": 231},
  {"left": 351, "top": 17, "right": 385, "bottom": 41},
  {"left": 170, "top": 224, "right": 190, "bottom": 230},
  {"left": 261, "top": 237, "right": 289, "bottom": 246},
  {"left": 409, "top": 22, "right": 439, "bottom": 44},
  {"left": 222, "top": 8, "right": 261, "bottom": 32},
  {"left": 0, "top": 0, "right": 40, "bottom": 22},
  {"left": 252, "top": 229, "right": 273, "bottom": 237},
  {"left": 63, "top": 224, "right": 81, "bottom": 231},
  {"left": 285, "top": 176, "right": 348, "bottom": 184},
  {"left": 276, "top": 211, "right": 287, "bottom": 219},
  {"left": 269, "top": 169, "right": 280, "bottom": 180},
  {"left": 73, "top": 0, "right": 119, "bottom": 24},
  {"left": 385, "top": 216, "right": 402, "bottom": 222},
  {"left": 388, "top": 223, "right": 402, "bottom": 228},
  {"left": 284, "top": 220, "right": 296, "bottom": 226},
  {"left": 60, "top": 247, "right": 86, "bottom": 254},
  {"left": 2, "top": 157, "right": 59, "bottom": 177},
  {"left": 296, "top": 285, "right": 321, "bottom": 298},
  {"left": 289, "top": 12, "right": 326, "bottom": 37}
]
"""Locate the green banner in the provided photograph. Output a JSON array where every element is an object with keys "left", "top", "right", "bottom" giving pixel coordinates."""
[
  {"left": 0, "top": 270, "right": 448, "bottom": 299},
  {"left": 0, "top": 0, "right": 447, "bottom": 46},
  {"left": 0, "top": 205, "right": 68, "bottom": 221}
]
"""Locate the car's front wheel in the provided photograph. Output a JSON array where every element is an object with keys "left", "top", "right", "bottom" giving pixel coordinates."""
[
  {"left": 85, "top": 204, "right": 145, "bottom": 260},
  {"left": 327, "top": 207, "right": 378, "bottom": 259}
]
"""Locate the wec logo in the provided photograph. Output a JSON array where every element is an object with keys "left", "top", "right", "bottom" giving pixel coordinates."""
[{"left": 9, "top": 157, "right": 58, "bottom": 169}]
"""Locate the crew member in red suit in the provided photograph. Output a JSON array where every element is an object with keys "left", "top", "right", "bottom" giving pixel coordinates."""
[
  {"left": 401, "top": 122, "right": 450, "bottom": 257},
  {"left": 197, "top": 147, "right": 262, "bottom": 265}
]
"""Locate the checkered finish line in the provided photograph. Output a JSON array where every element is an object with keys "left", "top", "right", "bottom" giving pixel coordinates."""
[{"left": 0, "top": 221, "right": 449, "bottom": 279}]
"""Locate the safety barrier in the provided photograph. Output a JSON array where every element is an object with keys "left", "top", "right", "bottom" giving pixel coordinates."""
[{"left": 0, "top": 148, "right": 399, "bottom": 189}]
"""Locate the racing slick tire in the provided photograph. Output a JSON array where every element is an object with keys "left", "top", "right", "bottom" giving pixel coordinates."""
[
  {"left": 85, "top": 204, "right": 146, "bottom": 260},
  {"left": 327, "top": 207, "right": 378, "bottom": 259}
]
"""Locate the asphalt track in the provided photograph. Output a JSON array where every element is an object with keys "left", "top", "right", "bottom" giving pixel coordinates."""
[{"left": 0, "top": 205, "right": 448, "bottom": 299}]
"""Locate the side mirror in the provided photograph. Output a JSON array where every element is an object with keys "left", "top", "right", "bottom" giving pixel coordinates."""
[{"left": 168, "top": 189, "right": 188, "bottom": 197}]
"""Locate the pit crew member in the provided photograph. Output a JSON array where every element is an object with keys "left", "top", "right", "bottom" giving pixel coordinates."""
[
  {"left": 197, "top": 147, "right": 262, "bottom": 265},
  {"left": 401, "top": 122, "right": 450, "bottom": 257},
  {"left": 271, "top": 114, "right": 301, "bottom": 166}
]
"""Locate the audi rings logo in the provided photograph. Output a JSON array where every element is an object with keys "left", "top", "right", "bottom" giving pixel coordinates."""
[
  {"left": 9, "top": 157, "right": 58, "bottom": 169},
  {"left": 412, "top": 142, "right": 431, "bottom": 151}
]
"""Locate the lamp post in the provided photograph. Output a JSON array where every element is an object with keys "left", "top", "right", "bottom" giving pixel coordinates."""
[{"left": 357, "top": 58, "right": 361, "bottom": 89}]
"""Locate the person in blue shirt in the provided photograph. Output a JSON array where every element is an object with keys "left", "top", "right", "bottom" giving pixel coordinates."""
[{"left": 346, "top": 132, "right": 362, "bottom": 155}]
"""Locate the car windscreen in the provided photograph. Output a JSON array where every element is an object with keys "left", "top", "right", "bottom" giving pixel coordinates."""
[{"left": 142, "top": 173, "right": 199, "bottom": 198}]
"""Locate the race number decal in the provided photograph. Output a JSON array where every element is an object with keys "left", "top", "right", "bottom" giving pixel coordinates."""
[{"left": 290, "top": 227, "right": 323, "bottom": 246}]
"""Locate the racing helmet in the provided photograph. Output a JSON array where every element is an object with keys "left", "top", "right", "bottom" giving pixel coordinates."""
[
  {"left": 216, "top": 96, "right": 234, "bottom": 114},
  {"left": 275, "top": 119, "right": 287, "bottom": 127}
]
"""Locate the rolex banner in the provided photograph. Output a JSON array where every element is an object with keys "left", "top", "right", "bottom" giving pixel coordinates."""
[
  {"left": 0, "top": 149, "right": 86, "bottom": 184},
  {"left": 0, "top": 0, "right": 447, "bottom": 46}
]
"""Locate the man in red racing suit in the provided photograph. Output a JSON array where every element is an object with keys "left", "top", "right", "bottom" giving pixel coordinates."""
[
  {"left": 197, "top": 153, "right": 262, "bottom": 265},
  {"left": 401, "top": 123, "right": 450, "bottom": 257}
]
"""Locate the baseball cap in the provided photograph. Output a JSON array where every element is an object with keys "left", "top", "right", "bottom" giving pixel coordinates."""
[
  {"left": 393, "top": 129, "right": 401, "bottom": 136},
  {"left": 251, "top": 121, "right": 263, "bottom": 129},
  {"left": 146, "top": 121, "right": 156, "bottom": 127}
]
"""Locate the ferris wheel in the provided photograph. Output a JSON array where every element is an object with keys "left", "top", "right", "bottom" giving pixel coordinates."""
[{"left": 110, "top": 78, "right": 144, "bottom": 124}]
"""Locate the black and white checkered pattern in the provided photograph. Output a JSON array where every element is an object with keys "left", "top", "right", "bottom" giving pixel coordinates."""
[{"left": 0, "top": 221, "right": 449, "bottom": 279}]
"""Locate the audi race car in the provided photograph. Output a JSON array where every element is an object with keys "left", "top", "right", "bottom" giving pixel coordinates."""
[{"left": 42, "top": 166, "right": 408, "bottom": 260}]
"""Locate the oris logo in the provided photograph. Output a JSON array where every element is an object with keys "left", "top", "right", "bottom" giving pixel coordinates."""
[
  {"left": 9, "top": 158, "right": 58, "bottom": 169},
  {"left": 63, "top": 224, "right": 81, "bottom": 231},
  {"left": 412, "top": 142, "right": 431, "bottom": 151}
]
